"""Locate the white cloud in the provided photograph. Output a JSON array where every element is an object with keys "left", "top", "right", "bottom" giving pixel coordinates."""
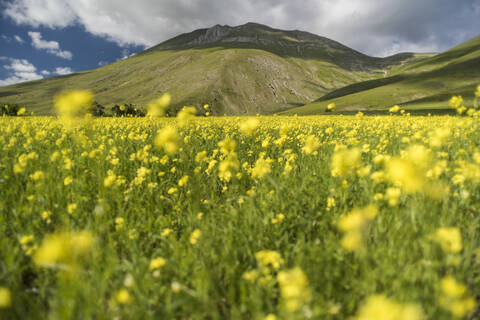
[
  {"left": 4, "top": 0, "right": 76, "bottom": 28},
  {"left": 0, "top": 58, "right": 77, "bottom": 86},
  {"left": 4, "top": 0, "right": 480, "bottom": 56},
  {"left": 98, "top": 61, "right": 108, "bottom": 66},
  {"left": 28, "top": 31, "right": 73, "bottom": 59},
  {"left": 0, "top": 58, "right": 43, "bottom": 86},
  {"left": 14, "top": 35, "right": 24, "bottom": 44},
  {"left": 5, "top": 58, "right": 37, "bottom": 73},
  {"left": 54, "top": 67, "right": 73, "bottom": 75}
]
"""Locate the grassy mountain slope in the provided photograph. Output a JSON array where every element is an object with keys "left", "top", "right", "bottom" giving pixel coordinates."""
[
  {"left": 0, "top": 23, "right": 428, "bottom": 115},
  {"left": 283, "top": 35, "right": 480, "bottom": 115}
]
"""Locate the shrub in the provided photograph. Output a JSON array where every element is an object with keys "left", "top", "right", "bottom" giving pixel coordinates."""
[{"left": 111, "top": 103, "right": 145, "bottom": 117}]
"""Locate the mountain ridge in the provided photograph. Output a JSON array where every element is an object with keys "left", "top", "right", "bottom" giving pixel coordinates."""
[
  {"left": 281, "top": 34, "right": 480, "bottom": 115},
  {"left": 145, "top": 22, "right": 428, "bottom": 71}
]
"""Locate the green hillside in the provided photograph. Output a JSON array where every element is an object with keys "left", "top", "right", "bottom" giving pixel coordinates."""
[
  {"left": 0, "top": 23, "right": 429, "bottom": 115},
  {"left": 283, "top": 35, "right": 480, "bottom": 115}
]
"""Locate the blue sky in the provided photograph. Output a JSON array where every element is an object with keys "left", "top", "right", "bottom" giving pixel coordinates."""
[
  {"left": 1, "top": 0, "right": 479, "bottom": 87},
  {"left": 0, "top": 15, "right": 144, "bottom": 85}
]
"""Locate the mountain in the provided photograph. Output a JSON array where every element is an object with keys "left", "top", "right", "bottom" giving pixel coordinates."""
[
  {"left": 283, "top": 34, "right": 480, "bottom": 115},
  {"left": 0, "top": 23, "right": 430, "bottom": 115}
]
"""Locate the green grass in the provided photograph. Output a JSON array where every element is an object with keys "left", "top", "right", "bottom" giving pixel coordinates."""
[
  {"left": 1, "top": 115, "right": 480, "bottom": 319},
  {"left": 283, "top": 35, "right": 480, "bottom": 115}
]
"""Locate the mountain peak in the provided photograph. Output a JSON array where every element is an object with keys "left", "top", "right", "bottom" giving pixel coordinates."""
[
  {"left": 153, "top": 22, "right": 336, "bottom": 52},
  {"left": 197, "top": 24, "right": 233, "bottom": 44}
]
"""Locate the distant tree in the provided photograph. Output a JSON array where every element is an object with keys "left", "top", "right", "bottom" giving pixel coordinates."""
[
  {"left": 111, "top": 103, "right": 145, "bottom": 117},
  {"left": 0, "top": 103, "right": 24, "bottom": 116},
  {"left": 88, "top": 101, "right": 105, "bottom": 116},
  {"left": 111, "top": 104, "right": 124, "bottom": 117}
]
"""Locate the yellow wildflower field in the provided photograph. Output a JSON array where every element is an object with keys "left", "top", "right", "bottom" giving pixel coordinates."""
[{"left": 1, "top": 113, "right": 480, "bottom": 319}]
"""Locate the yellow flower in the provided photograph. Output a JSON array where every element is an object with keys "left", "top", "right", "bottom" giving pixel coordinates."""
[
  {"left": 264, "top": 314, "right": 277, "bottom": 320},
  {"left": 428, "top": 127, "right": 451, "bottom": 148},
  {"left": 146, "top": 93, "right": 171, "bottom": 117},
  {"left": 17, "top": 107, "right": 26, "bottom": 116},
  {"left": 154, "top": 126, "right": 180, "bottom": 155},
  {"left": 302, "top": 135, "right": 321, "bottom": 155},
  {"left": 149, "top": 257, "right": 166, "bottom": 271},
  {"left": 177, "top": 106, "right": 197, "bottom": 121},
  {"left": 50, "top": 151, "right": 60, "bottom": 162},
  {"left": 439, "top": 276, "right": 476, "bottom": 317},
  {"left": 203, "top": 104, "right": 209, "bottom": 110},
  {"left": 355, "top": 294, "right": 423, "bottom": 320},
  {"left": 218, "top": 153, "right": 239, "bottom": 182},
  {"left": 161, "top": 228, "right": 173, "bottom": 237},
  {"left": 338, "top": 205, "right": 378, "bottom": 252},
  {"left": 34, "top": 230, "right": 93, "bottom": 269},
  {"left": 64, "top": 176, "right": 73, "bottom": 186},
  {"left": 386, "top": 145, "right": 431, "bottom": 193},
  {"left": 54, "top": 90, "right": 93, "bottom": 116},
  {"left": 357, "top": 165, "right": 371, "bottom": 177},
  {"left": 432, "top": 227, "right": 462, "bottom": 253},
  {"left": 326, "top": 197, "right": 336, "bottom": 211},
  {"left": 14, "top": 163, "right": 25, "bottom": 174},
  {"left": 255, "top": 250, "right": 283, "bottom": 270},
  {"left": 67, "top": 203, "right": 77, "bottom": 214},
  {"left": 41, "top": 210, "right": 52, "bottom": 221},
  {"left": 20, "top": 235, "right": 36, "bottom": 255},
  {"left": 242, "top": 270, "right": 259, "bottom": 281},
  {"left": 251, "top": 157, "right": 271, "bottom": 179},
  {"left": 441, "top": 276, "right": 466, "bottom": 298},
  {"left": 385, "top": 188, "right": 401, "bottom": 206},
  {"left": 331, "top": 147, "right": 361, "bottom": 177},
  {"left": 475, "top": 84, "right": 480, "bottom": 98},
  {"left": 218, "top": 137, "right": 236, "bottom": 155},
  {"left": 338, "top": 205, "right": 378, "bottom": 232},
  {"left": 178, "top": 175, "right": 189, "bottom": 187},
  {"left": 277, "top": 267, "right": 311, "bottom": 312},
  {"left": 0, "top": 287, "right": 11, "bottom": 308},
  {"left": 189, "top": 229, "right": 202, "bottom": 245},
  {"left": 115, "top": 217, "right": 124, "bottom": 231},
  {"left": 104, "top": 173, "right": 117, "bottom": 187},
  {"left": 389, "top": 105, "right": 401, "bottom": 113},
  {"left": 239, "top": 118, "right": 260, "bottom": 135},
  {"left": 327, "top": 103, "right": 335, "bottom": 111},
  {"left": 449, "top": 95, "right": 464, "bottom": 109},
  {"left": 457, "top": 106, "right": 467, "bottom": 115},
  {"left": 340, "top": 231, "right": 362, "bottom": 252},
  {"left": 116, "top": 289, "right": 132, "bottom": 304},
  {"left": 271, "top": 213, "right": 285, "bottom": 224},
  {"left": 195, "top": 151, "right": 208, "bottom": 163},
  {"left": 30, "top": 170, "right": 44, "bottom": 181}
]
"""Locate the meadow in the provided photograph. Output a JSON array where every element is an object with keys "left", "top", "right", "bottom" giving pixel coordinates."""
[{"left": 1, "top": 91, "right": 480, "bottom": 319}]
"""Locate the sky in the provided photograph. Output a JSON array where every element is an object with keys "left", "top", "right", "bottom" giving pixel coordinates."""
[{"left": 1, "top": 0, "right": 479, "bottom": 86}]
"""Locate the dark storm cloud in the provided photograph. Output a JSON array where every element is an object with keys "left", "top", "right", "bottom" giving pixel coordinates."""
[{"left": 3, "top": 0, "right": 480, "bottom": 56}]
